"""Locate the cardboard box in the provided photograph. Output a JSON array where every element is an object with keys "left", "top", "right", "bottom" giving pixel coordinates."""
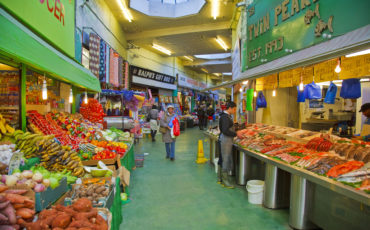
[
  {"left": 117, "top": 166, "right": 130, "bottom": 187},
  {"left": 82, "top": 155, "right": 121, "bottom": 169}
]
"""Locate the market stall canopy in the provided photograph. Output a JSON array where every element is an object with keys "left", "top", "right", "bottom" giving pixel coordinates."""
[
  {"left": 203, "top": 25, "right": 370, "bottom": 91},
  {"left": 0, "top": 9, "right": 101, "bottom": 92}
]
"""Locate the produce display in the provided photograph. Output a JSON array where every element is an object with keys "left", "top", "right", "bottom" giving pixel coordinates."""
[
  {"left": 0, "top": 144, "right": 16, "bottom": 166},
  {"left": 101, "top": 127, "right": 132, "bottom": 142},
  {"left": 80, "top": 98, "right": 106, "bottom": 124},
  {"left": 235, "top": 124, "right": 370, "bottom": 193},
  {"left": 0, "top": 187, "right": 35, "bottom": 229},
  {"left": 67, "top": 179, "right": 111, "bottom": 207},
  {"left": 21, "top": 198, "right": 108, "bottom": 230},
  {"left": 13, "top": 131, "right": 85, "bottom": 177}
]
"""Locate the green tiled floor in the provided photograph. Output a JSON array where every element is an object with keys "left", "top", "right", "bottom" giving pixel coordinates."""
[{"left": 120, "top": 128, "right": 290, "bottom": 230}]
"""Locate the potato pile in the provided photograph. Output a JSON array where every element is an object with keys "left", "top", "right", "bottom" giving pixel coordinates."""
[
  {"left": 72, "top": 184, "right": 110, "bottom": 206},
  {"left": 20, "top": 198, "right": 108, "bottom": 230}
]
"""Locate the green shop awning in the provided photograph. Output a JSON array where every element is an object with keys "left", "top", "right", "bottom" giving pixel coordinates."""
[{"left": 0, "top": 8, "right": 101, "bottom": 92}]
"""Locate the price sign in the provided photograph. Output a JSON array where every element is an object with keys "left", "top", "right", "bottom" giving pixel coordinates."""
[{"left": 8, "top": 150, "right": 23, "bottom": 175}]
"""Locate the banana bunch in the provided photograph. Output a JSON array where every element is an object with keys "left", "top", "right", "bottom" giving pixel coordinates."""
[
  {"left": 14, "top": 130, "right": 85, "bottom": 177},
  {"left": 0, "top": 114, "right": 15, "bottom": 139}
]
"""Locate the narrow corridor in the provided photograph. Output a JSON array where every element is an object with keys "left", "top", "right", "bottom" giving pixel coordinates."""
[{"left": 121, "top": 128, "right": 290, "bottom": 230}]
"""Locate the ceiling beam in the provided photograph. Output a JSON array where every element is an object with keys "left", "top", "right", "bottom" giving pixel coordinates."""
[{"left": 126, "top": 21, "right": 231, "bottom": 41}]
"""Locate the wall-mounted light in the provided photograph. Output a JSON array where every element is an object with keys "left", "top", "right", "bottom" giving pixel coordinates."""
[
  {"left": 84, "top": 91, "right": 88, "bottom": 104},
  {"left": 299, "top": 82, "right": 304, "bottom": 91},
  {"left": 69, "top": 88, "right": 73, "bottom": 103},
  {"left": 242, "top": 80, "right": 249, "bottom": 85},
  {"left": 152, "top": 44, "right": 171, "bottom": 55},
  {"left": 335, "top": 58, "right": 341, "bottom": 73},
  {"left": 254, "top": 91, "right": 257, "bottom": 97},
  {"left": 215, "top": 36, "right": 228, "bottom": 51},
  {"left": 211, "top": 0, "right": 219, "bottom": 20},
  {"left": 239, "top": 88, "right": 243, "bottom": 93},
  {"left": 272, "top": 89, "right": 276, "bottom": 97},
  {"left": 117, "top": 0, "right": 133, "bottom": 22},
  {"left": 42, "top": 75, "right": 47, "bottom": 100}
]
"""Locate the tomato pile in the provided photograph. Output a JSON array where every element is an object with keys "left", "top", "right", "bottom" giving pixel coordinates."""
[
  {"left": 92, "top": 150, "right": 117, "bottom": 160},
  {"left": 80, "top": 98, "right": 106, "bottom": 124}
]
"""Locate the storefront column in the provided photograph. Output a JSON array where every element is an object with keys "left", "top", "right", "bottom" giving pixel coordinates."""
[
  {"left": 71, "top": 86, "right": 77, "bottom": 114},
  {"left": 20, "top": 64, "right": 26, "bottom": 131}
]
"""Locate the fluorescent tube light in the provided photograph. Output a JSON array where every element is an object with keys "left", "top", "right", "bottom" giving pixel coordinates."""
[
  {"left": 183, "top": 56, "right": 194, "bottom": 61},
  {"left": 212, "top": 0, "right": 219, "bottom": 20},
  {"left": 152, "top": 44, "right": 171, "bottom": 55},
  {"left": 117, "top": 0, "right": 133, "bottom": 22},
  {"left": 201, "top": 68, "right": 208, "bottom": 73},
  {"left": 215, "top": 36, "right": 228, "bottom": 51},
  {"left": 345, "top": 49, "right": 370, "bottom": 58}
]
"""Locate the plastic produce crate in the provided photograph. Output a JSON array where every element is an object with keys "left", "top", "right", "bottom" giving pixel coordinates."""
[
  {"left": 135, "top": 154, "right": 145, "bottom": 168},
  {"left": 35, "top": 177, "right": 68, "bottom": 212}
]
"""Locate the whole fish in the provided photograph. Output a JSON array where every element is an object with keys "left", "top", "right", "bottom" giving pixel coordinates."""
[
  {"left": 338, "top": 162, "right": 370, "bottom": 178},
  {"left": 337, "top": 175, "right": 368, "bottom": 183}
]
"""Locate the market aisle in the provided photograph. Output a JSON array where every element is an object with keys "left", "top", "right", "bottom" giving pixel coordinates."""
[{"left": 120, "top": 128, "right": 290, "bottom": 230}]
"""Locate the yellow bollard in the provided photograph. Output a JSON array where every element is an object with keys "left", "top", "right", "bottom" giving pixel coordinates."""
[{"left": 196, "top": 140, "right": 208, "bottom": 164}]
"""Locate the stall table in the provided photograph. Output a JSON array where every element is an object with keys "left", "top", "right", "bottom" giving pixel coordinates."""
[
  {"left": 234, "top": 145, "right": 370, "bottom": 230},
  {"left": 204, "top": 132, "right": 219, "bottom": 165}
]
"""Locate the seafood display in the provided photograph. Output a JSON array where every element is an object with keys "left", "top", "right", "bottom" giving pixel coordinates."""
[{"left": 234, "top": 124, "right": 370, "bottom": 193}]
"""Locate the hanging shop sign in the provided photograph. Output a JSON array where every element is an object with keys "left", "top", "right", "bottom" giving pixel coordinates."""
[
  {"left": 178, "top": 74, "right": 207, "bottom": 91},
  {"left": 243, "top": 0, "right": 370, "bottom": 71},
  {"left": 0, "top": 0, "right": 76, "bottom": 58},
  {"left": 130, "top": 65, "right": 176, "bottom": 90}
]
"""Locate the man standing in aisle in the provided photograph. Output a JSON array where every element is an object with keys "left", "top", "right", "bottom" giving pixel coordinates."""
[
  {"left": 197, "top": 102, "right": 206, "bottom": 130},
  {"left": 218, "top": 101, "right": 237, "bottom": 188}
]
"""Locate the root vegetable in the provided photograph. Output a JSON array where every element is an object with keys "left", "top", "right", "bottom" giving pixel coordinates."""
[
  {"left": 15, "top": 208, "right": 35, "bottom": 219},
  {"left": 17, "top": 219, "right": 40, "bottom": 230},
  {"left": 12, "top": 203, "right": 25, "bottom": 209},
  {"left": 0, "top": 201, "right": 10, "bottom": 209},
  {"left": 65, "top": 228, "right": 78, "bottom": 230},
  {"left": 5, "top": 175, "right": 17, "bottom": 187},
  {"left": 68, "top": 220, "right": 96, "bottom": 229},
  {"left": 51, "top": 213, "right": 71, "bottom": 228},
  {"left": 21, "top": 171, "right": 33, "bottom": 179},
  {"left": 0, "top": 212, "right": 8, "bottom": 221},
  {"left": 74, "top": 209, "right": 97, "bottom": 221},
  {"left": 32, "top": 173, "right": 43, "bottom": 183},
  {"left": 72, "top": 198, "right": 92, "bottom": 212},
  {"left": 4, "top": 189, "right": 28, "bottom": 195},
  {"left": 4, "top": 194, "right": 32, "bottom": 204},
  {"left": 42, "top": 179, "right": 50, "bottom": 187},
  {"left": 0, "top": 195, "right": 6, "bottom": 203},
  {"left": 96, "top": 214, "right": 108, "bottom": 230},
  {"left": 38, "top": 209, "right": 58, "bottom": 220},
  {"left": 34, "top": 184, "right": 46, "bottom": 193},
  {"left": 0, "top": 225, "right": 15, "bottom": 230},
  {"left": 0, "top": 184, "right": 8, "bottom": 193},
  {"left": 95, "top": 186, "right": 105, "bottom": 194},
  {"left": 1, "top": 204, "right": 16, "bottom": 224},
  {"left": 24, "top": 180, "right": 35, "bottom": 189}
]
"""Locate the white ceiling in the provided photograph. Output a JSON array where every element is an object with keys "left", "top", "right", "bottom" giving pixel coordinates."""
[{"left": 106, "top": 0, "right": 239, "bottom": 78}]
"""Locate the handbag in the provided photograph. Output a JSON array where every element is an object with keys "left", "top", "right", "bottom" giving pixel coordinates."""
[
  {"left": 340, "top": 78, "right": 361, "bottom": 99},
  {"left": 256, "top": 91, "right": 267, "bottom": 108},
  {"left": 159, "top": 114, "right": 168, "bottom": 134},
  {"left": 304, "top": 81, "right": 322, "bottom": 99},
  {"left": 324, "top": 82, "right": 337, "bottom": 104}
]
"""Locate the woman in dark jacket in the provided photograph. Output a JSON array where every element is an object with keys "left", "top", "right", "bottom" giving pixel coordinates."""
[
  {"left": 160, "top": 105, "right": 177, "bottom": 161},
  {"left": 149, "top": 105, "right": 159, "bottom": 142}
]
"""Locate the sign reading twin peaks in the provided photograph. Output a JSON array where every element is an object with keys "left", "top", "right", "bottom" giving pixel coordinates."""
[
  {"left": 243, "top": 0, "right": 370, "bottom": 71},
  {"left": 0, "top": 0, "right": 75, "bottom": 58}
]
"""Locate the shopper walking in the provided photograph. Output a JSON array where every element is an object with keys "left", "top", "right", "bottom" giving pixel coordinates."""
[
  {"left": 218, "top": 101, "right": 237, "bottom": 188},
  {"left": 160, "top": 105, "right": 177, "bottom": 161},
  {"left": 197, "top": 103, "right": 206, "bottom": 130},
  {"left": 149, "top": 105, "right": 159, "bottom": 142},
  {"left": 207, "top": 105, "right": 215, "bottom": 128}
]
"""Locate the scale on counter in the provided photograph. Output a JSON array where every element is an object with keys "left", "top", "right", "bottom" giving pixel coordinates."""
[{"left": 310, "top": 111, "right": 325, "bottom": 119}]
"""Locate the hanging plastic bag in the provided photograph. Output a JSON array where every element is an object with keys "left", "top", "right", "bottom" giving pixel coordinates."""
[
  {"left": 173, "top": 117, "right": 180, "bottom": 136},
  {"left": 171, "top": 127, "right": 175, "bottom": 138},
  {"left": 256, "top": 91, "right": 267, "bottom": 108},
  {"left": 297, "top": 86, "right": 305, "bottom": 102},
  {"left": 324, "top": 82, "right": 337, "bottom": 104},
  {"left": 304, "top": 81, "right": 322, "bottom": 99},
  {"left": 340, "top": 78, "right": 361, "bottom": 99}
]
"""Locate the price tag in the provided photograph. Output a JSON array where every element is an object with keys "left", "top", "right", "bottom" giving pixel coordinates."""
[{"left": 8, "top": 150, "right": 23, "bottom": 175}]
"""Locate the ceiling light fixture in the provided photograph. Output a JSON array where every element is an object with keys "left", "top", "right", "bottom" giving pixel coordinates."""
[
  {"left": 254, "top": 91, "right": 257, "bottom": 97},
  {"left": 345, "top": 49, "right": 370, "bottom": 58},
  {"left": 214, "top": 73, "right": 221, "bottom": 76},
  {"left": 84, "top": 91, "right": 88, "bottom": 104},
  {"left": 69, "top": 88, "right": 73, "bottom": 103},
  {"left": 215, "top": 36, "right": 228, "bottom": 51},
  {"left": 272, "top": 89, "right": 276, "bottom": 97},
  {"left": 201, "top": 68, "right": 208, "bottom": 73},
  {"left": 42, "top": 75, "right": 47, "bottom": 100},
  {"left": 183, "top": 56, "right": 194, "bottom": 61},
  {"left": 299, "top": 82, "right": 304, "bottom": 91},
  {"left": 222, "top": 72, "right": 232, "bottom": 76},
  {"left": 335, "top": 58, "right": 341, "bottom": 73},
  {"left": 211, "top": 0, "right": 219, "bottom": 20},
  {"left": 239, "top": 88, "right": 243, "bottom": 93},
  {"left": 117, "top": 0, "right": 133, "bottom": 22},
  {"left": 152, "top": 44, "right": 171, "bottom": 55},
  {"left": 242, "top": 80, "right": 248, "bottom": 85}
]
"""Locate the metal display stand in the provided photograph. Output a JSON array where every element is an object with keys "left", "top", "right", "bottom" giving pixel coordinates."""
[{"left": 234, "top": 145, "right": 370, "bottom": 230}]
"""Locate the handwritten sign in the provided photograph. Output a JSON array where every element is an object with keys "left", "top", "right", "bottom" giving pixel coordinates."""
[{"left": 8, "top": 151, "right": 23, "bottom": 175}]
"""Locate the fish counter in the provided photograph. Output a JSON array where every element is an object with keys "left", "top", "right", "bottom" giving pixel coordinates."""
[{"left": 232, "top": 124, "right": 370, "bottom": 230}]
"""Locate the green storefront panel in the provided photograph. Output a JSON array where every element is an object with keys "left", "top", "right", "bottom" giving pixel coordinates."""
[
  {"left": 243, "top": 0, "right": 370, "bottom": 71},
  {"left": 0, "top": 9, "right": 101, "bottom": 92}
]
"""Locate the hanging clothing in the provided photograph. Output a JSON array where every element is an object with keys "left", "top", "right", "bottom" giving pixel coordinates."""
[{"left": 89, "top": 33, "right": 100, "bottom": 78}]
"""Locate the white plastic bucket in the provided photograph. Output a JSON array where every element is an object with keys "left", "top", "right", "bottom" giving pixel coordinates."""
[
  {"left": 214, "top": 158, "right": 219, "bottom": 173},
  {"left": 246, "top": 180, "right": 265, "bottom": 205}
]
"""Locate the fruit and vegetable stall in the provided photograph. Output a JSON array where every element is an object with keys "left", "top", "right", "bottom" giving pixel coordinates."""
[
  {"left": 205, "top": 124, "right": 370, "bottom": 230},
  {"left": 0, "top": 103, "right": 135, "bottom": 229}
]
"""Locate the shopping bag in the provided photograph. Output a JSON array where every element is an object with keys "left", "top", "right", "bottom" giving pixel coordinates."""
[
  {"left": 170, "top": 127, "right": 175, "bottom": 138},
  {"left": 304, "top": 81, "right": 322, "bottom": 99},
  {"left": 297, "top": 86, "right": 305, "bottom": 102},
  {"left": 256, "top": 91, "right": 267, "bottom": 108},
  {"left": 173, "top": 118, "right": 180, "bottom": 136},
  {"left": 324, "top": 82, "right": 337, "bottom": 104},
  {"left": 340, "top": 78, "right": 361, "bottom": 99}
]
